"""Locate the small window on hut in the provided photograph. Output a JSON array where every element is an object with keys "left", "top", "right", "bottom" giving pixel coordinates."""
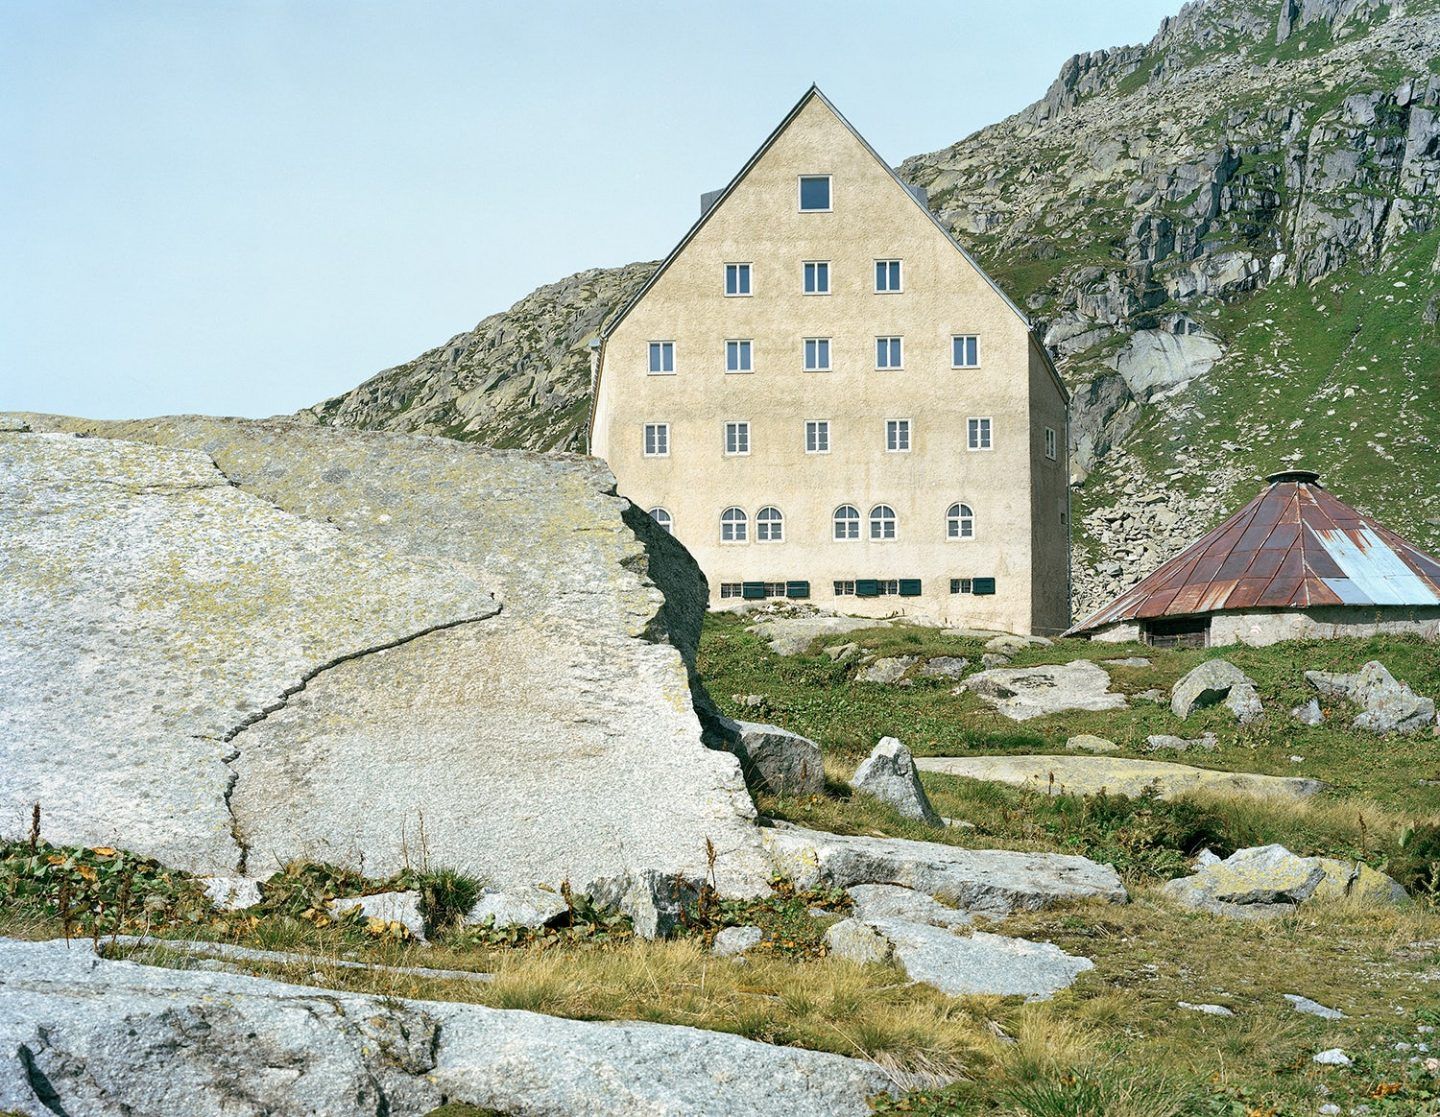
[{"left": 1143, "top": 616, "right": 1210, "bottom": 649}]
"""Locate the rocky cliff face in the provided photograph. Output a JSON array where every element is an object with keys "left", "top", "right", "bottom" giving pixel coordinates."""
[
  {"left": 306, "top": 0, "right": 1440, "bottom": 618},
  {"left": 0, "top": 414, "right": 769, "bottom": 894}
]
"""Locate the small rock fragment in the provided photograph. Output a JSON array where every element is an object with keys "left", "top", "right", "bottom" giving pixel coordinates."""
[
  {"left": 1292, "top": 699, "right": 1324, "bottom": 726},
  {"left": 823, "top": 918, "right": 892, "bottom": 964},
  {"left": 713, "top": 925, "right": 764, "bottom": 956},
  {"left": 1066, "top": 733, "right": 1120, "bottom": 753},
  {"left": 1285, "top": 994, "right": 1345, "bottom": 1020},
  {"left": 1177, "top": 1001, "right": 1234, "bottom": 1016},
  {"left": 328, "top": 890, "right": 428, "bottom": 941},
  {"left": 850, "top": 737, "right": 941, "bottom": 824},
  {"left": 1312, "top": 1048, "right": 1352, "bottom": 1066}
]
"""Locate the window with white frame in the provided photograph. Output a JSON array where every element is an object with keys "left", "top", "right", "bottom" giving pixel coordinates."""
[
  {"left": 1045, "top": 426, "right": 1058, "bottom": 461},
  {"left": 805, "top": 420, "right": 830, "bottom": 454},
  {"left": 763, "top": 582, "right": 787, "bottom": 597},
  {"left": 874, "top": 260, "right": 902, "bottom": 292},
  {"left": 803, "top": 337, "right": 831, "bottom": 371},
  {"left": 648, "top": 507, "right": 673, "bottom": 534},
  {"left": 719, "top": 583, "right": 743, "bottom": 599},
  {"left": 648, "top": 341, "right": 675, "bottom": 375},
  {"left": 724, "top": 263, "right": 751, "bottom": 297},
  {"left": 803, "top": 260, "right": 830, "bottom": 294},
  {"left": 643, "top": 423, "right": 669, "bottom": 457},
  {"left": 833, "top": 504, "right": 860, "bottom": 541},
  {"left": 967, "top": 417, "right": 992, "bottom": 451},
  {"left": 946, "top": 502, "right": 975, "bottom": 540},
  {"left": 886, "top": 419, "right": 911, "bottom": 452},
  {"left": 875, "top": 579, "right": 901, "bottom": 595},
  {"left": 950, "top": 578, "right": 974, "bottom": 595},
  {"left": 726, "top": 339, "right": 752, "bottom": 373},
  {"left": 833, "top": 580, "right": 856, "bottom": 596},
  {"left": 724, "top": 421, "right": 750, "bottom": 456},
  {"left": 869, "top": 504, "right": 897, "bottom": 540},
  {"left": 720, "top": 506, "right": 748, "bottom": 542},
  {"left": 952, "top": 335, "right": 979, "bottom": 368},
  {"left": 875, "top": 336, "right": 903, "bottom": 369},
  {"left": 798, "top": 175, "right": 831, "bottom": 211},
  {"left": 756, "top": 505, "right": 784, "bottom": 542}
]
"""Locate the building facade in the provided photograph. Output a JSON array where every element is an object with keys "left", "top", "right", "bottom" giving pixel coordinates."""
[{"left": 589, "top": 88, "right": 1071, "bottom": 634}]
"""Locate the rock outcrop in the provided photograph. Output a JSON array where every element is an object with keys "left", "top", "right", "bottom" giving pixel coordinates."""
[
  {"left": 1305, "top": 660, "right": 1436, "bottom": 734},
  {"left": 850, "top": 738, "right": 942, "bottom": 824},
  {"left": 961, "top": 660, "right": 1129, "bottom": 720},
  {"left": 720, "top": 719, "right": 826, "bottom": 797},
  {"left": 0, "top": 938, "right": 894, "bottom": 1116},
  {"left": 0, "top": 416, "right": 769, "bottom": 896},
  {"left": 1171, "top": 660, "right": 1264, "bottom": 723},
  {"left": 1162, "top": 844, "right": 1408, "bottom": 917}
]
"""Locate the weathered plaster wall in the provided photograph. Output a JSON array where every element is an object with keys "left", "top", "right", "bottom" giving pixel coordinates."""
[{"left": 592, "top": 94, "right": 1060, "bottom": 633}]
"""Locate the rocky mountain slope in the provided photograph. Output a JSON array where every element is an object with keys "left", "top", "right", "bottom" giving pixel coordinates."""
[{"left": 304, "top": 0, "right": 1440, "bottom": 616}]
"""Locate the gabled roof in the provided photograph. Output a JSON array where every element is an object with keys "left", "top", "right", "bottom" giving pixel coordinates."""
[
  {"left": 1069, "top": 470, "right": 1440, "bottom": 635},
  {"left": 598, "top": 84, "right": 1032, "bottom": 342}
]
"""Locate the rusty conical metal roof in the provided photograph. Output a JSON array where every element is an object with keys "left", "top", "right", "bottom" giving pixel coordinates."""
[{"left": 1068, "top": 474, "right": 1440, "bottom": 635}]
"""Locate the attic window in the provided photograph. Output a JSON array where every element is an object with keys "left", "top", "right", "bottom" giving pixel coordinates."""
[
  {"left": 1143, "top": 616, "right": 1210, "bottom": 649},
  {"left": 799, "top": 176, "right": 831, "bottom": 212}
]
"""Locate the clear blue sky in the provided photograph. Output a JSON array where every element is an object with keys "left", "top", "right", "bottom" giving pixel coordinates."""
[{"left": 2, "top": 1, "right": 1179, "bottom": 420}]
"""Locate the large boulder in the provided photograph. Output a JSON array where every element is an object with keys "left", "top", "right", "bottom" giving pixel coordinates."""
[
  {"left": 961, "top": 660, "right": 1128, "bottom": 720},
  {"left": 0, "top": 938, "right": 894, "bottom": 1116},
  {"left": 916, "top": 755, "right": 1323, "bottom": 802},
  {"left": 747, "top": 614, "right": 888, "bottom": 656},
  {"left": 1161, "top": 845, "right": 1408, "bottom": 917},
  {"left": 856, "top": 655, "right": 917, "bottom": 684},
  {"left": 850, "top": 737, "right": 941, "bottom": 824},
  {"left": 763, "top": 824, "right": 1127, "bottom": 917},
  {"left": 1170, "top": 659, "right": 1263, "bottom": 723},
  {"left": 0, "top": 416, "right": 769, "bottom": 896},
  {"left": 720, "top": 719, "right": 825, "bottom": 797},
  {"left": 1305, "top": 661, "right": 1435, "bottom": 735}
]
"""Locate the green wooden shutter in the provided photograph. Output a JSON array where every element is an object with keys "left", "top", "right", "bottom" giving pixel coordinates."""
[
  {"left": 786, "top": 580, "right": 811, "bottom": 599},
  {"left": 898, "top": 578, "right": 922, "bottom": 597},
  {"left": 855, "top": 578, "right": 880, "bottom": 598},
  {"left": 741, "top": 581, "right": 767, "bottom": 600},
  {"left": 972, "top": 577, "right": 997, "bottom": 596}
]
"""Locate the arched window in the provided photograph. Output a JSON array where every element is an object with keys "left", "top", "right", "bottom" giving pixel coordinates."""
[
  {"left": 869, "top": 504, "right": 897, "bottom": 540},
  {"left": 756, "top": 506, "right": 784, "bottom": 542},
  {"left": 648, "top": 507, "right": 673, "bottom": 535},
  {"left": 946, "top": 502, "right": 975, "bottom": 540},
  {"left": 833, "top": 504, "right": 860, "bottom": 541},
  {"left": 720, "top": 506, "right": 748, "bottom": 543}
]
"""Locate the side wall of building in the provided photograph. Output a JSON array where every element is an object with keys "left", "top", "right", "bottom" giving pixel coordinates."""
[
  {"left": 1087, "top": 606, "right": 1440, "bottom": 646},
  {"left": 1027, "top": 337, "right": 1071, "bottom": 635},
  {"left": 592, "top": 96, "right": 1052, "bottom": 632}
]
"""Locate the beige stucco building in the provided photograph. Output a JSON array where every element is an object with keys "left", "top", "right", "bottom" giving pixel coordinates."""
[{"left": 589, "top": 87, "right": 1071, "bottom": 634}]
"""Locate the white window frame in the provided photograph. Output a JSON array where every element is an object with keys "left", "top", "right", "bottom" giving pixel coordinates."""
[
  {"left": 724, "top": 262, "right": 752, "bottom": 297},
  {"left": 946, "top": 502, "right": 975, "bottom": 541},
  {"left": 967, "top": 417, "right": 993, "bottom": 452},
  {"left": 802, "top": 260, "right": 830, "bottom": 295},
  {"left": 643, "top": 422, "right": 670, "bottom": 458},
  {"left": 803, "top": 337, "right": 832, "bottom": 372},
  {"left": 874, "top": 259, "right": 903, "bottom": 293},
  {"left": 720, "top": 506, "right": 748, "bottom": 544},
  {"left": 798, "top": 174, "right": 832, "bottom": 212},
  {"left": 951, "top": 335, "right": 980, "bottom": 369},
  {"left": 648, "top": 341, "right": 676, "bottom": 375},
  {"left": 719, "top": 582, "right": 743, "bottom": 599},
  {"left": 833, "top": 579, "right": 856, "bottom": 596},
  {"left": 832, "top": 504, "right": 861, "bottom": 542},
  {"left": 885, "top": 419, "right": 912, "bottom": 453},
  {"left": 725, "top": 339, "right": 753, "bottom": 374},
  {"left": 724, "top": 420, "right": 750, "bottom": 457},
  {"left": 875, "top": 336, "right": 903, "bottom": 370},
  {"left": 648, "top": 507, "right": 674, "bottom": 534},
  {"left": 869, "top": 504, "right": 897, "bottom": 541},
  {"left": 876, "top": 579, "right": 901, "bottom": 596},
  {"left": 805, "top": 419, "right": 831, "bottom": 454},
  {"left": 1045, "top": 426, "right": 1058, "bottom": 461},
  {"left": 950, "top": 578, "right": 974, "bottom": 595},
  {"left": 755, "top": 505, "right": 784, "bottom": 543}
]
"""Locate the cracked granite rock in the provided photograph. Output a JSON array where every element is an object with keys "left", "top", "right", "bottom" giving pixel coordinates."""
[{"left": 1, "top": 416, "right": 769, "bottom": 895}]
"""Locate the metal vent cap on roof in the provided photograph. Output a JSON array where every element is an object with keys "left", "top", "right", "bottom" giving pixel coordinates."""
[{"left": 1267, "top": 468, "right": 1322, "bottom": 485}]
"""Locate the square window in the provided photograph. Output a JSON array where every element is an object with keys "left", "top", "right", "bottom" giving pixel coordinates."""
[
  {"left": 643, "top": 422, "right": 669, "bottom": 457},
  {"left": 875, "top": 337, "right": 903, "bottom": 369},
  {"left": 720, "top": 583, "right": 743, "bottom": 599},
  {"left": 952, "top": 335, "right": 979, "bottom": 368},
  {"left": 805, "top": 420, "right": 830, "bottom": 454},
  {"left": 886, "top": 419, "right": 911, "bottom": 452},
  {"left": 724, "top": 421, "right": 750, "bottom": 456},
  {"left": 799, "top": 175, "right": 831, "bottom": 211},
  {"left": 833, "top": 580, "right": 856, "bottom": 596},
  {"left": 875, "top": 260, "right": 902, "bottom": 292},
  {"left": 1045, "top": 426, "right": 1058, "bottom": 461},
  {"left": 726, "top": 339, "right": 752, "bottom": 373},
  {"left": 648, "top": 341, "right": 675, "bottom": 374},
  {"left": 804, "top": 337, "right": 831, "bottom": 371},
  {"left": 967, "top": 417, "right": 992, "bottom": 451},
  {"left": 950, "top": 578, "right": 974, "bottom": 595},
  {"left": 725, "top": 263, "right": 751, "bottom": 297},
  {"left": 803, "top": 260, "right": 830, "bottom": 295}
]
